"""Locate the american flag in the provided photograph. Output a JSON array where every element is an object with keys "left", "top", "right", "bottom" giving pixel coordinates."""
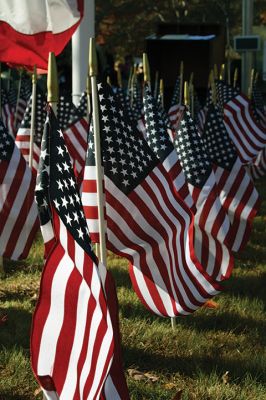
[
  {"left": 76, "top": 91, "right": 89, "bottom": 118},
  {"left": 251, "top": 81, "right": 266, "bottom": 129},
  {"left": 57, "top": 94, "right": 79, "bottom": 131},
  {"left": 82, "top": 81, "right": 222, "bottom": 318},
  {"left": 249, "top": 146, "right": 266, "bottom": 180},
  {"left": 0, "top": 118, "right": 39, "bottom": 259},
  {"left": 173, "top": 107, "right": 234, "bottom": 281},
  {"left": 14, "top": 77, "right": 32, "bottom": 129},
  {"left": 143, "top": 84, "right": 193, "bottom": 208},
  {"left": 194, "top": 90, "right": 206, "bottom": 132},
  {"left": 202, "top": 104, "right": 260, "bottom": 252},
  {"left": 15, "top": 88, "right": 46, "bottom": 174},
  {"left": 31, "top": 108, "right": 114, "bottom": 400},
  {"left": 215, "top": 79, "right": 266, "bottom": 163},
  {"left": 168, "top": 77, "right": 183, "bottom": 130},
  {"left": 64, "top": 116, "right": 89, "bottom": 177},
  {"left": 1, "top": 88, "right": 16, "bottom": 137},
  {"left": 130, "top": 77, "right": 145, "bottom": 136}
]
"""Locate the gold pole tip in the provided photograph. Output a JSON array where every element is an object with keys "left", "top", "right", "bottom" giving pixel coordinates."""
[
  {"left": 143, "top": 53, "right": 150, "bottom": 83},
  {"left": 89, "top": 37, "right": 98, "bottom": 77},
  {"left": 47, "top": 52, "right": 58, "bottom": 103}
]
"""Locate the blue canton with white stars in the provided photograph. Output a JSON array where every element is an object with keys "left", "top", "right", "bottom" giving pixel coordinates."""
[
  {"left": 86, "top": 82, "right": 159, "bottom": 195},
  {"left": 173, "top": 108, "right": 212, "bottom": 187},
  {"left": 202, "top": 104, "right": 237, "bottom": 170},
  {"left": 35, "top": 108, "right": 94, "bottom": 257}
]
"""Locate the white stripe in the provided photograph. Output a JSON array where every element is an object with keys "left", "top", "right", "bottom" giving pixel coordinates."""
[
  {"left": 41, "top": 220, "right": 55, "bottom": 244},
  {"left": 59, "top": 280, "right": 91, "bottom": 399},
  {"left": 37, "top": 251, "right": 74, "bottom": 375},
  {"left": 11, "top": 200, "right": 38, "bottom": 259}
]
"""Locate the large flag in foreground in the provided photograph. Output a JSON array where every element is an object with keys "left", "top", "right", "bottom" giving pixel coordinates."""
[
  {"left": 31, "top": 108, "right": 114, "bottom": 399},
  {"left": 82, "top": 82, "right": 222, "bottom": 318},
  {"left": 202, "top": 104, "right": 260, "bottom": 252},
  {"left": 0, "top": 118, "right": 38, "bottom": 259},
  {"left": 0, "top": 0, "right": 84, "bottom": 69}
]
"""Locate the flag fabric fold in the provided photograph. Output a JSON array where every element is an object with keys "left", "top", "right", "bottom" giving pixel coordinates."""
[
  {"left": 31, "top": 108, "right": 114, "bottom": 399},
  {"left": 216, "top": 79, "right": 266, "bottom": 163},
  {"left": 171, "top": 104, "right": 234, "bottom": 281},
  {"left": 202, "top": 104, "right": 260, "bottom": 252},
  {"left": 82, "top": 81, "right": 222, "bottom": 318},
  {"left": 0, "top": 118, "right": 39, "bottom": 259}
]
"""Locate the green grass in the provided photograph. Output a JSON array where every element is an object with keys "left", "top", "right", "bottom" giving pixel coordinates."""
[{"left": 1, "top": 179, "right": 266, "bottom": 399}]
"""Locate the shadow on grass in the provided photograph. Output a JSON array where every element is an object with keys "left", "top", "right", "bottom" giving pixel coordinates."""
[
  {"left": 0, "top": 395, "right": 32, "bottom": 400},
  {"left": 0, "top": 307, "right": 32, "bottom": 350},
  {"left": 0, "top": 395, "right": 33, "bottom": 400},
  {"left": 110, "top": 265, "right": 132, "bottom": 290},
  {"left": 124, "top": 344, "right": 266, "bottom": 385},
  {"left": 223, "top": 272, "right": 266, "bottom": 307}
]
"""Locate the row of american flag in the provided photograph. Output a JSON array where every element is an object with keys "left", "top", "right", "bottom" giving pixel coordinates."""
[{"left": 0, "top": 64, "right": 265, "bottom": 399}]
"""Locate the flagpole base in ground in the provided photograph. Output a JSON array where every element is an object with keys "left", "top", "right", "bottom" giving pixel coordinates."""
[{"left": 171, "top": 317, "right": 176, "bottom": 329}]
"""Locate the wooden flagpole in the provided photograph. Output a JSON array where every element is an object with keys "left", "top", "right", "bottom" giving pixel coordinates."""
[
  {"left": 248, "top": 68, "right": 255, "bottom": 99},
  {"left": 233, "top": 68, "right": 239, "bottom": 88},
  {"left": 89, "top": 37, "right": 107, "bottom": 266},
  {"left": 86, "top": 72, "right": 92, "bottom": 122},
  {"left": 14, "top": 69, "right": 23, "bottom": 129},
  {"left": 143, "top": 53, "right": 151, "bottom": 91},
  {"left": 159, "top": 78, "right": 164, "bottom": 109},
  {"left": 219, "top": 63, "right": 225, "bottom": 81},
  {"left": 29, "top": 66, "right": 37, "bottom": 169},
  {"left": 42, "top": 53, "right": 60, "bottom": 400},
  {"left": 130, "top": 67, "right": 137, "bottom": 107},
  {"left": 184, "top": 81, "right": 189, "bottom": 108}
]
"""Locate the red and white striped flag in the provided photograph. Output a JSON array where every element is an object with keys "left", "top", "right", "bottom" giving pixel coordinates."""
[
  {"left": 82, "top": 81, "right": 222, "bottom": 318},
  {"left": 0, "top": 118, "right": 39, "bottom": 259},
  {"left": 143, "top": 85, "right": 234, "bottom": 282},
  {"left": 0, "top": 0, "right": 83, "bottom": 69},
  {"left": 172, "top": 105, "right": 234, "bottom": 281},
  {"left": 202, "top": 104, "right": 260, "bottom": 252},
  {"left": 32, "top": 108, "right": 114, "bottom": 399},
  {"left": 15, "top": 89, "right": 46, "bottom": 173},
  {"left": 216, "top": 79, "right": 266, "bottom": 163},
  {"left": 64, "top": 110, "right": 89, "bottom": 176},
  {"left": 249, "top": 146, "right": 266, "bottom": 180}
]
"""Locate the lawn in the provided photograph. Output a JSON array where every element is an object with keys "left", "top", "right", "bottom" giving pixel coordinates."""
[{"left": 0, "top": 179, "right": 266, "bottom": 400}]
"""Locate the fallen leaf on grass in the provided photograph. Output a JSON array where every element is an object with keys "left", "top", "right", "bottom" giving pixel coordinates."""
[
  {"left": 34, "top": 387, "right": 42, "bottom": 396},
  {"left": 127, "top": 368, "right": 159, "bottom": 382},
  {"left": 203, "top": 300, "right": 219, "bottom": 309},
  {"left": 222, "top": 371, "right": 229, "bottom": 384},
  {"left": 172, "top": 389, "right": 183, "bottom": 400},
  {"left": 164, "top": 382, "right": 176, "bottom": 389}
]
